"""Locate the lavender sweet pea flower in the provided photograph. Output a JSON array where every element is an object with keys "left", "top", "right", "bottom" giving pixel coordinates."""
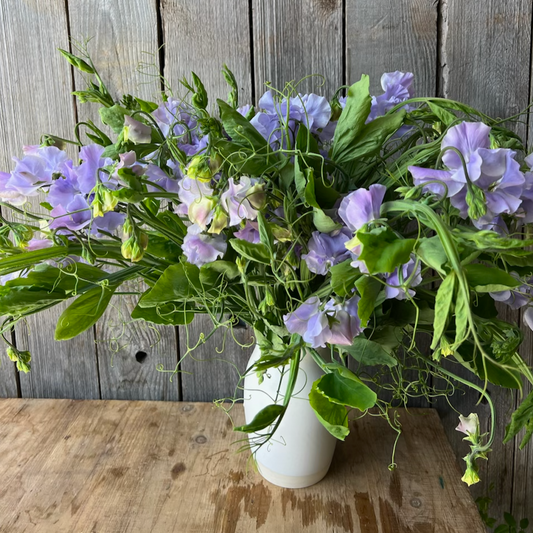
[
  {"left": 302, "top": 228, "right": 352, "bottom": 275},
  {"left": 524, "top": 307, "right": 533, "bottom": 331},
  {"left": 0, "top": 171, "right": 26, "bottom": 205},
  {"left": 177, "top": 176, "right": 214, "bottom": 217},
  {"left": 339, "top": 184, "right": 387, "bottom": 232},
  {"left": 283, "top": 296, "right": 330, "bottom": 348},
  {"left": 48, "top": 195, "right": 91, "bottom": 231},
  {"left": 368, "top": 71, "right": 414, "bottom": 122},
  {"left": 383, "top": 256, "right": 422, "bottom": 300},
  {"left": 409, "top": 122, "right": 525, "bottom": 222},
  {"left": 234, "top": 221, "right": 261, "bottom": 244},
  {"left": 324, "top": 296, "right": 363, "bottom": 345},
  {"left": 91, "top": 211, "right": 125, "bottom": 235},
  {"left": 145, "top": 164, "right": 180, "bottom": 194},
  {"left": 183, "top": 224, "right": 227, "bottom": 266},
  {"left": 77, "top": 144, "right": 114, "bottom": 194},
  {"left": 220, "top": 177, "right": 260, "bottom": 226},
  {"left": 26, "top": 238, "right": 53, "bottom": 251},
  {"left": 124, "top": 116, "right": 151, "bottom": 144}
]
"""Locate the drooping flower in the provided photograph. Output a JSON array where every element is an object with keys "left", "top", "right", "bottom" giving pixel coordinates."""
[
  {"left": 182, "top": 224, "right": 227, "bottom": 266},
  {"left": 456, "top": 413, "right": 480, "bottom": 440},
  {"left": 383, "top": 256, "right": 422, "bottom": 300},
  {"left": 220, "top": 177, "right": 261, "bottom": 226},
  {"left": 409, "top": 122, "right": 525, "bottom": 224},
  {"left": 283, "top": 296, "right": 363, "bottom": 348},
  {"left": 302, "top": 229, "right": 352, "bottom": 275}
]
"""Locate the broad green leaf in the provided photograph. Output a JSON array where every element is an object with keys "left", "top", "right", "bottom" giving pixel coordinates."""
[
  {"left": 309, "top": 386, "right": 350, "bottom": 440},
  {"left": 218, "top": 99, "right": 269, "bottom": 152},
  {"left": 55, "top": 284, "right": 118, "bottom": 340},
  {"left": 234, "top": 404, "right": 285, "bottom": 433},
  {"left": 331, "top": 75, "right": 371, "bottom": 162},
  {"left": 201, "top": 260, "right": 239, "bottom": 280},
  {"left": 131, "top": 300, "right": 194, "bottom": 326},
  {"left": 0, "top": 286, "right": 67, "bottom": 316},
  {"left": 343, "top": 336, "right": 398, "bottom": 367},
  {"left": 313, "top": 208, "right": 341, "bottom": 233},
  {"left": 294, "top": 156, "right": 307, "bottom": 198},
  {"left": 134, "top": 97, "right": 158, "bottom": 113},
  {"left": 230, "top": 239, "right": 270, "bottom": 265},
  {"left": 139, "top": 264, "right": 200, "bottom": 307},
  {"left": 330, "top": 259, "right": 361, "bottom": 297},
  {"left": 0, "top": 246, "right": 69, "bottom": 276},
  {"left": 431, "top": 273, "right": 455, "bottom": 350},
  {"left": 304, "top": 169, "right": 320, "bottom": 208},
  {"left": 99, "top": 105, "right": 128, "bottom": 134},
  {"left": 314, "top": 369, "right": 377, "bottom": 411},
  {"left": 416, "top": 236, "right": 448, "bottom": 274},
  {"left": 156, "top": 210, "right": 187, "bottom": 238},
  {"left": 355, "top": 276, "right": 383, "bottom": 326},
  {"left": 504, "top": 389, "right": 533, "bottom": 449},
  {"left": 454, "top": 289, "right": 469, "bottom": 347},
  {"left": 464, "top": 264, "right": 520, "bottom": 292},
  {"left": 215, "top": 139, "right": 272, "bottom": 175},
  {"left": 358, "top": 226, "right": 416, "bottom": 274},
  {"left": 427, "top": 101, "right": 457, "bottom": 126}
]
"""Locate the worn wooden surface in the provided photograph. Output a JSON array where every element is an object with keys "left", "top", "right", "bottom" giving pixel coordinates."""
[
  {"left": 0, "top": 399, "right": 485, "bottom": 532},
  {"left": 1, "top": 0, "right": 533, "bottom": 521}
]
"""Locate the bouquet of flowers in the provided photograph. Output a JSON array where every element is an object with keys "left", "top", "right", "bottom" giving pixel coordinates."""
[{"left": 2, "top": 48, "right": 533, "bottom": 485}]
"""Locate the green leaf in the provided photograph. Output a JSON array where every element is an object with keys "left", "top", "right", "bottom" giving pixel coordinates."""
[
  {"left": 58, "top": 48, "right": 95, "bottom": 74},
  {"left": 416, "top": 236, "right": 448, "bottom": 275},
  {"left": 55, "top": 284, "right": 118, "bottom": 340},
  {"left": 234, "top": 404, "right": 285, "bottom": 433},
  {"left": 314, "top": 368, "right": 377, "bottom": 411},
  {"left": 504, "top": 389, "right": 533, "bottom": 449},
  {"left": 358, "top": 226, "right": 416, "bottom": 274},
  {"left": 343, "top": 336, "right": 398, "bottom": 367},
  {"left": 99, "top": 105, "right": 128, "bottom": 134},
  {"left": 201, "top": 260, "right": 239, "bottom": 280},
  {"left": 454, "top": 288, "right": 469, "bottom": 347},
  {"left": 294, "top": 156, "right": 307, "bottom": 198},
  {"left": 230, "top": 239, "right": 270, "bottom": 265},
  {"left": 304, "top": 169, "right": 320, "bottom": 208},
  {"left": 131, "top": 299, "right": 194, "bottom": 326},
  {"left": 330, "top": 259, "right": 360, "bottom": 297},
  {"left": 427, "top": 101, "right": 457, "bottom": 126},
  {"left": 313, "top": 208, "right": 342, "bottom": 233},
  {"left": 331, "top": 75, "right": 371, "bottom": 162},
  {"left": 355, "top": 276, "right": 382, "bottom": 326},
  {"left": 309, "top": 387, "right": 350, "bottom": 440},
  {"left": 431, "top": 273, "right": 455, "bottom": 350},
  {"left": 218, "top": 99, "right": 269, "bottom": 152},
  {"left": 257, "top": 211, "right": 274, "bottom": 253},
  {"left": 464, "top": 264, "right": 520, "bottom": 292},
  {"left": 134, "top": 97, "right": 158, "bottom": 113},
  {"left": 139, "top": 264, "right": 200, "bottom": 307}
]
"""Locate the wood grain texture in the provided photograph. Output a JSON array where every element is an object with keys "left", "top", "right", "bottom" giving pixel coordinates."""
[
  {"left": 438, "top": 0, "right": 533, "bottom": 516},
  {"left": 161, "top": 0, "right": 254, "bottom": 401},
  {"left": 0, "top": 0, "right": 100, "bottom": 400},
  {"left": 0, "top": 362, "right": 17, "bottom": 398},
  {"left": 162, "top": 0, "right": 253, "bottom": 111},
  {"left": 346, "top": 0, "right": 438, "bottom": 94},
  {"left": 68, "top": 0, "right": 180, "bottom": 400},
  {"left": 0, "top": 399, "right": 485, "bottom": 532},
  {"left": 253, "top": 0, "right": 343, "bottom": 98}
]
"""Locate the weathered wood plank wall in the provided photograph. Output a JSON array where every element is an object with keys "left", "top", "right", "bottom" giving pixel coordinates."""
[{"left": 0, "top": 0, "right": 532, "bottom": 521}]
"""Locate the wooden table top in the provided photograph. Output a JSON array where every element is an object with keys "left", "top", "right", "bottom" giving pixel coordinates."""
[{"left": 0, "top": 399, "right": 484, "bottom": 532}]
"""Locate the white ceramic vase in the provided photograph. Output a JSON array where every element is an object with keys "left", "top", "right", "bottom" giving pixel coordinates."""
[{"left": 243, "top": 344, "right": 337, "bottom": 489}]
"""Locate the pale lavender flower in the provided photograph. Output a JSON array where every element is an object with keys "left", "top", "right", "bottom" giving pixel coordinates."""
[
  {"left": 409, "top": 122, "right": 525, "bottom": 222},
  {"left": 26, "top": 238, "right": 53, "bottom": 251},
  {"left": 383, "top": 256, "right": 422, "bottom": 300},
  {"left": 283, "top": 296, "right": 363, "bottom": 348},
  {"left": 234, "top": 221, "right": 260, "bottom": 244},
  {"left": 77, "top": 144, "right": 115, "bottom": 194},
  {"left": 0, "top": 171, "right": 27, "bottom": 205},
  {"left": 48, "top": 195, "right": 92, "bottom": 231},
  {"left": 91, "top": 211, "right": 125, "bottom": 235},
  {"left": 524, "top": 307, "right": 533, "bottom": 331},
  {"left": 368, "top": 71, "right": 414, "bottom": 122},
  {"left": 302, "top": 229, "right": 351, "bottom": 275},
  {"left": 124, "top": 115, "right": 152, "bottom": 144},
  {"left": 145, "top": 164, "right": 180, "bottom": 194},
  {"left": 220, "top": 177, "right": 260, "bottom": 226},
  {"left": 182, "top": 224, "right": 227, "bottom": 266},
  {"left": 339, "top": 184, "right": 387, "bottom": 233},
  {"left": 177, "top": 176, "right": 214, "bottom": 217}
]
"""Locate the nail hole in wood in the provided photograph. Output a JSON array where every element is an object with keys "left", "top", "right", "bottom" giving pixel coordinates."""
[{"left": 135, "top": 351, "right": 148, "bottom": 363}]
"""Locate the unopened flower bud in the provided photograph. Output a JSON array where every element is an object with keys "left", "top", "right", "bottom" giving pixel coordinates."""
[
  {"left": 6, "top": 347, "right": 32, "bottom": 373},
  {"left": 247, "top": 183, "right": 266, "bottom": 210},
  {"left": 271, "top": 224, "right": 291, "bottom": 242},
  {"left": 461, "top": 461, "right": 480, "bottom": 486},
  {"left": 208, "top": 205, "right": 229, "bottom": 234},
  {"left": 189, "top": 196, "right": 216, "bottom": 230},
  {"left": 187, "top": 156, "right": 212, "bottom": 182},
  {"left": 236, "top": 257, "right": 247, "bottom": 275},
  {"left": 330, "top": 96, "right": 343, "bottom": 121},
  {"left": 466, "top": 186, "right": 487, "bottom": 220}
]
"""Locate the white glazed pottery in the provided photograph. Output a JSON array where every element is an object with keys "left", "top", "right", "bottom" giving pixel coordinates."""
[{"left": 243, "top": 344, "right": 337, "bottom": 488}]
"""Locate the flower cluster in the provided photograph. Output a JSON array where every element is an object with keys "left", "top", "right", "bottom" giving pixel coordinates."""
[{"left": 1, "top": 53, "right": 533, "bottom": 486}]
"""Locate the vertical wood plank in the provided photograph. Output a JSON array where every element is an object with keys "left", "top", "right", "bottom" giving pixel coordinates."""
[
  {"left": 0, "top": 362, "right": 18, "bottom": 398},
  {"left": 438, "top": 0, "right": 533, "bottom": 517},
  {"left": 253, "top": 0, "right": 343, "bottom": 98},
  {"left": 68, "top": 0, "right": 180, "bottom": 400},
  {"left": 0, "top": 0, "right": 101, "bottom": 400},
  {"left": 162, "top": 0, "right": 254, "bottom": 401},
  {"left": 346, "top": 0, "right": 438, "bottom": 95}
]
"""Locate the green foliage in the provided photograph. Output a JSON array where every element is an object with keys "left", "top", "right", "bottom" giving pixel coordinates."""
[
  {"left": 234, "top": 404, "right": 285, "bottom": 433},
  {"left": 504, "top": 389, "right": 533, "bottom": 449}
]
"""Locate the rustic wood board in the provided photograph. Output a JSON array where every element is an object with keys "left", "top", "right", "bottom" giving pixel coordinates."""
[
  {"left": 253, "top": 0, "right": 343, "bottom": 97},
  {"left": 0, "top": 399, "right": 485, "bottom": 532}
]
